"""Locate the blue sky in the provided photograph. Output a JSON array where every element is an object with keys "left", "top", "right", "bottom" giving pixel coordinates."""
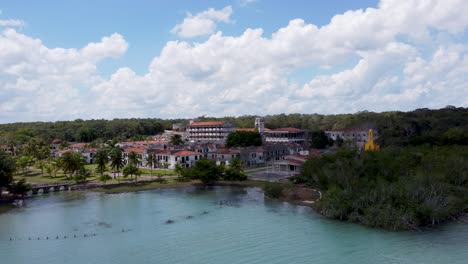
[{"left": 0, "top": 0, "right": 466, "bottom": 123}]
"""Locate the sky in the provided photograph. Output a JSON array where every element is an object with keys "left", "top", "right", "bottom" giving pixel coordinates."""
[{"left": 0, "top": 0, "right": 467, "bottom": 123}]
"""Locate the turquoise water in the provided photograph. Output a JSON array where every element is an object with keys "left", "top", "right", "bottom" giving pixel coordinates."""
[{"left": 0, "top": 186, "right": 467, "bottom": 264}]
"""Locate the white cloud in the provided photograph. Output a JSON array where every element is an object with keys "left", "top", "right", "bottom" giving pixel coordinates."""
[
  {"left": 0, "top": 29, "right": 128, "bottom": 122},
  {"left": 0, "top": 19, "right": 24, "bottom": 27},
  {"left": 239, "top": 0, "right": 258, "bottom": 7},
  {"left": 1, "top": 0, "right": 468, "bottom": 123},
  {"left": 171, "top": 6, "right": 233, "bottom": 38}
]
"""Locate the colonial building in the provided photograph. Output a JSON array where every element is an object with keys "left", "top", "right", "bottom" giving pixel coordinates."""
[
  {"left": 207, "top": 149, "right": 240, "bottom": 165},
  {"left": 186, "top": 121, "right": 235, "bottom": 142},
  {"left": 264, "top": 127, "right": 307, "bottom": 146},
  {"left": 0, "top": 145, "right": 14, "bottom": 156},
  {"left": 325, "top": 128, "right": 378, "bottom": 148}
]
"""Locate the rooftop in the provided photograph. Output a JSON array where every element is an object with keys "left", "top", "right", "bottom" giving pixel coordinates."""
[
  {"left": 173, "top": 150, "right": 201, "bottom": 156},
  {"left": 189, "top": 121, "right": 225, "bottom": 126}
]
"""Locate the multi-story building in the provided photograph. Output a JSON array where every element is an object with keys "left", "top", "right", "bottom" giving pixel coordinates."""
[
  {"left": 186, "top": 121, "right": 235, "bottom": 142},
  {"left": 325, "top": 128, "right": 377, "bottom": 148},
  {"left": 264, "top": 128, "right": 307, "bottom": 146}
]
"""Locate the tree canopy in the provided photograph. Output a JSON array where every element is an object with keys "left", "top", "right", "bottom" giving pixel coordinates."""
[
  {"left": 297, "top": 145, "right": 468, "bottom": 230},
  {"left": 226, "top": 131, "right": 262, "bottom": 147}
]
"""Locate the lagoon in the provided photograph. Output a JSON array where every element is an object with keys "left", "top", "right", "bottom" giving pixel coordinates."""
[{"left": 1, "top": 186, "right": 467, "bottom": 264}]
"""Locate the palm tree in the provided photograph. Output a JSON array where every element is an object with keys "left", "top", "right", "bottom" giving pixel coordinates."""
[
  {"left": 128, "top": 151, "right": 141, "bottom": 167},
  {"left": 50, "top": 160, "right": 59, "bottom": 178},
  {"left": 123, "top": 164, "right": 141, "bottom": 182},
  {"left": 35, "top": 160, "right": 46, "bottom": 177},
  {"left": 17, "top": 156, "right": 35, "bottom": 177},
  {"left": 94, "top": 150, "right": 108, "bottom": 176},
  {"left": 59, "top": 152, "right": 84, "bottom": 180},
  {"left": 146, "top": 153, "right": 156, "bottom": 180},
  {"left": 109, "top": 148, "right": 124, "bottom": 180},
  {"left": 170, "top": 134, "right": 183, "bottom": 145},
  {"left": 75, "top": 166, "right": 92, "bottom": 184}
]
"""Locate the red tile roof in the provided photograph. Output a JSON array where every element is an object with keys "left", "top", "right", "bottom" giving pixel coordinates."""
[
  {"left": 58, "top": 149, "right": 76, "bottom": 154},
  {"left": 83, "top": 148, "right": 98, "bottom": 153},
  {"left": 70, "top": 143, "right": 87, "bottom": 148},
  {"left": 51, "top": 139, "right": 62, "bottom": 144},
  {"left": 236, "top": 128, "right": 257, "bottom": 132},
  {"left": 123, "top": 147, "right": 146, "bottom": 153},
  {"left": 173, "top": 150, "right": 201, "bottom": 157},
  {"left": 189, "top": 121, "right": 224, "bottom": 126},
  {"left": 212, "top": 149, "right": 240, "bottom": 155},
  {"left": 327, "top": 128, "right": 369, "bottom": 132},
  {"left": 270, "top": 127, "right": 303, "bottom": 132}
]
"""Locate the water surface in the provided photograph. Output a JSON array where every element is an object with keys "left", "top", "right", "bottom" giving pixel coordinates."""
[{"left": 0, "top": 186, "right": 467, "bottom": 264}]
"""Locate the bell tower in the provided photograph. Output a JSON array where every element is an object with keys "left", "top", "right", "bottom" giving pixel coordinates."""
[{"left": 254, "top": 117, "right": 265, "bottom": 134}]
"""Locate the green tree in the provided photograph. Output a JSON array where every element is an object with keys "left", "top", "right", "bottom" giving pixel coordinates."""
[
  {"left": 17, "top": 156, "right": 35, "bottom": 176},
  {"left": 187, "top": 159, "right": 222, "bottom": 184},
  {"left": 170, "top": 134, "right": 183, "bottom": 145},
  {"left": 45, "top": 163, "right": 53, "bottom": 178},
  {"left": 128, "top": 151, "right": 141, "bottom": 167},
  {"left": 8, "top": 178, "right": 31, "bottom": 199},
  {"left": 94, "top": 150, "right": 108, "bottom": 176},
  {"left": 99, "top": 174, "right": 112, "bottom": 184},
  {"left": 226, "top": 131, "right": 262, "bottom": 147},
  {"left": 310, "top": 130, "right": 331, "bottom": 149},
  {"left": 74, "top": 167, "right": 91, "bottom": 183},
  {"left": 35, "top": 160, "right": 46, "bottom": 177},
  {"left": 0, "top": 152, "right": 15, "bottom": 198},
  {"left": 174, "top": 163, "right": 186, "bottom": 181},
  {"left": 109, "top": 148, "right": 125, "bottom": 180},
  {"left": 59, "top": 152, "right": 85, "bottom": 179},
  {"left": 146, "top": 153, "right": 157, "bottom": 180},
  {"left": 123, "top": 164, "right": 141, "bottom": 182},
  {"left": 223, "top": 158, "right": 247, "bottom": 181}
]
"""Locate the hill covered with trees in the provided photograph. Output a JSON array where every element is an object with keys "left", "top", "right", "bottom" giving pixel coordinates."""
[{"left": 0, "top": 106, "right": 466, "bottom": 147}]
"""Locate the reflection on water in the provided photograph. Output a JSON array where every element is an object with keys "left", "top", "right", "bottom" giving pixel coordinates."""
[{"left": 0, "top": 186, "right": 467, "bottom": 264}]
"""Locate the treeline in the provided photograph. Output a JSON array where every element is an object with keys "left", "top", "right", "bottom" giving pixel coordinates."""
[
  {"left": 197, "top": 106, "right": 468, "bottom": 147},
  {"left": 0, "top": 106, "right": 466, "bottom": 147},
  {"left": 0, "top": 118, "right": 184, "bottom": 145},
  {"left": 296, "top": 145, "right": 468, "bottom": 230}
]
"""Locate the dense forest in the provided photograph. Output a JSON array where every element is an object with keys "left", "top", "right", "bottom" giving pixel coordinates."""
[
  {"left": 297, "top": 146, "right": 468, "bottom": 230},
  {"left": 0, "top": 118, "right": 182, "bottom": 144},
  {"left": 0, "top": 107, "right": 466, "bottom": 147}
]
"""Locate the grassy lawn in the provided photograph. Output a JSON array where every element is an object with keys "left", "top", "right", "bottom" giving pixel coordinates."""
[
  {"left": 84, "top": 164, "right": 98, "bottom": 170},
  {"left": 14, "top": 172, "right": 70, "bottom": 184},
  {"left": 138, "top": 168, "right": 177, "bottom": 176},
  {"left": 14, "top": 168, "right": 99, "bottom": 184}
]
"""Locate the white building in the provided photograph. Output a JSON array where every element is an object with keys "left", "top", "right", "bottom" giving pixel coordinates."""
[
  {"left": 186, "top": 121, "right": 235, "bottom": 142},
  {"left": 264, "top": 128, "right": 307, "bottom": 146}
]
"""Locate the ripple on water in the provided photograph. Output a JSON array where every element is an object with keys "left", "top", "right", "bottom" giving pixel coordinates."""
[{"left": 0, "top": 187, "right": 467, "bottom": 264}]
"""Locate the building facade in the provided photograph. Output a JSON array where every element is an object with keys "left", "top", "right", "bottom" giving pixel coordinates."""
[
  {"left": 186, "top": 121, "right": 235, "bottom": 142},
  {"left": 264, "top": 128, "right": 307, "bottom": 146}
]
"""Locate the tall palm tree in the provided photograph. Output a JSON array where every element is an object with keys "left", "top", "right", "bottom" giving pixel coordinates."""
[
  {"left": 35, "top": 160, "right": 46, "bottom": 177},
  {"left": 146, "top": 153, "right": 156, "bottom": 180},
  {"left": 109, "top": 148, "right": 124, "bottom": 180},
  {"left": 128, "top": 151, "right": 141, "bottom": 167},
  {"left": 59, "top": 152, "right": 84, "bottom": 180},
  {"left": 94, "top": 150, "right": 108, "bottom": 176}
]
